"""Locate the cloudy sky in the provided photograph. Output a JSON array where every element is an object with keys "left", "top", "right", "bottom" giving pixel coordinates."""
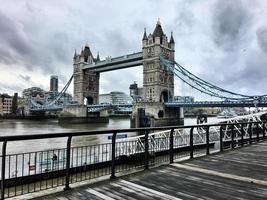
[{"left": 0, "top": 0, "right": 267, "bottom": 99}]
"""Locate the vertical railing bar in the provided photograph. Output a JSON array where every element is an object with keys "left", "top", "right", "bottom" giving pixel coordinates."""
[
  {"left": 110, "top": 132, "right": 117, "bottom": 179},
  {"left": 249, "top": 123, "right": 252, "bottom": 144},
  {"left": 231, "top": 125, "right": 235, "bottom": 149},
  {"left": 256, "top": 123, "right": 259, "bottom": 142},
  {"left": 206, "top": 126, "right": 210, "bottom": 155},
  {"left": 241, "top": 124, "right": 244, "bottom": 147},
  {"left": 220, "top": 125, "right": 223, "bottom": 152},
  {"left": 34, "top": 152, "right": 37, "bottom": 191},
  {"left": 144, "top": 131, "right": 149, "bottom": 170},
  {"left": 28, "top": 153, "right": 31, "bottom": 193},
  {"left": 1, "top": 141, "right": 7, "bottom": 200},
  {"left": 263, "top": 122, "right": 266, "bottom": 140},
  {"left": 7, "top": 155, "right": 10, "bottom": 197},
  {"left": 64, "top": 136, "right": 72, "bottom": 191},
  {"left": 190, "top": 127, "right": 194, "bottom": 159},
  {"left": 169, "top": 129, "right": 174, "bottom": 164}
]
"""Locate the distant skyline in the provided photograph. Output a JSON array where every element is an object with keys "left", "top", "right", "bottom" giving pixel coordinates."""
[{"left": 0, "top": 0, "right": 267, "bottom": 97}]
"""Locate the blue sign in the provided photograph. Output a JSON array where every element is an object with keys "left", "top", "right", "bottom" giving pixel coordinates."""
[{"left": 108, "top": 134, "right": 127, "bottom": 140}]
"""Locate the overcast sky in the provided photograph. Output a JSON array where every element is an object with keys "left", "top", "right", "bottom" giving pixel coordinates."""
[{"left": 0, "top": 0, "right": 267, "bottom": 98}]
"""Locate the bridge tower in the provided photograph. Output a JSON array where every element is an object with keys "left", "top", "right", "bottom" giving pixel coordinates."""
[
  {"left": 73, "top": 44, "right": 100, "bottom": 105},
  {"left": 132, "top": 20, "right": 183, "bottom": 128},
  {"left": 142, "top": 19, "right": 175, "bottom": 102}
]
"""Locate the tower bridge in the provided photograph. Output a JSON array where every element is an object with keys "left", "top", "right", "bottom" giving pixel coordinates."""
[
  {"left": 72, "top": 19, "right": 182, "bottom": 127},
  {"left": 30, "top": 20, "right": 267, "bottom": 125}
]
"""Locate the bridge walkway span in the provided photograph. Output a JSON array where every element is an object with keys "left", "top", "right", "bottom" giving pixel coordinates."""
[{"left": 31, "top": 141, "right": 267, "bottom": 200}]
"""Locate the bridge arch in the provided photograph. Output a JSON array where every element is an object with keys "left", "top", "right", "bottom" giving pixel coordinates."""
[
  {"left": 85, "top": 96, "right": 94, "bottom": 105},
  {"left": 160, "top": 90, "right": 172, "bottom": 103}
]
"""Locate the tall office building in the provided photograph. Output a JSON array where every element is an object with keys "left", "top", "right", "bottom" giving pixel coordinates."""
[{"left": 50, "top": 75, "right": 58, "bottom": 93}]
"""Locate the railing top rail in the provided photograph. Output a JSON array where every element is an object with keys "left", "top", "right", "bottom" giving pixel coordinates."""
[{"left": 0, "top": 121, "right": 264, "bottom": 142}]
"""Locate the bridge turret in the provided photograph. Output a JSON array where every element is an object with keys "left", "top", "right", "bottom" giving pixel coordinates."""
[
  {"left": 79, "top": 48, "right": 85, "bottom": 62},
  {"left": 73, "top": 43, "right": 100, "bottom": 105},
  {"left": 142, "top": 28, "right": 148, "bottom": 46},
  {"left": 169, "top": 32, "right": 175, "bottom": 50},
  {"left": 133, "top": 20, "right": 183, "bottom": 128},
  {"left": 96, "top": 52, "right": 100, "bottom": 62},
  {"left": 142, "top": 20, "right": 175, "bottom": 103}
]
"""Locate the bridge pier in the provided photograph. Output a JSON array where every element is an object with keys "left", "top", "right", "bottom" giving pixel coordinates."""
[
  {"left": 59, "top": 105, "right": 109, "bottom": 124},
  {"left": 131, "top": 102, "right": 184, "bottom": 128}
]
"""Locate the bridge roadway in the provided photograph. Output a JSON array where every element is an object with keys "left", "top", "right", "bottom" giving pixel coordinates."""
[
  {"left": 165, "top": 101, "right": 267, "bottom": 107},
  {"left": 82, "top": 52, "right": 143, "bottom": 72},
  {"left": 27, "top": 141, "right": 267, "bottom": 200}
]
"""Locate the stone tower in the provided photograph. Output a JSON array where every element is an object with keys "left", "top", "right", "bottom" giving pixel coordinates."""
[
  {"left": 73, "top": 44, "right": 100, "bottom": 105},
  {"left": 142, "top": 19, "right": 175, "bottom": 103},
  {"left": 131, "top": 20, "right": 183, "bottom": 128}
]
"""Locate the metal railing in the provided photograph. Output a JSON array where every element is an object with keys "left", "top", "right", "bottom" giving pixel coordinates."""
[{"left": 0, "top": 121, "right": 266, "bottom": 199}]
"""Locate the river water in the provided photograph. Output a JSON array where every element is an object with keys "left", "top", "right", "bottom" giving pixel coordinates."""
[{"left": 0, "top": 117, "right": 218, "bottom": 154}]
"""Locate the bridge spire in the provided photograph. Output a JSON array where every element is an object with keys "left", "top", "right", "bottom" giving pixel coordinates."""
[
  {"left": 142, "top": 28, "right": 148, "bottom": 40},
  {"left": 96, "top": 51, "right": 100, "bottom": 61},
  {"left": 153, "top": 18, "right": 164, "bottom": 38},
  {"left": 73, "top": 49, "right": 77, "bottom": 59},
  {"left": 170, "top": 31, "right": 175, "bottom": 44},
  {"left": 157, "top": 17, "right": 161, "bottom": 25}
]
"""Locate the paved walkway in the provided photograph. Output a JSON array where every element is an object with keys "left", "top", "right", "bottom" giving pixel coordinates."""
[{"left": 34, "top": 141, "right": 267, "bottom": 200}]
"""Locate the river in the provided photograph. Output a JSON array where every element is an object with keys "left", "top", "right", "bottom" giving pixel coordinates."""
[{"left": 0, "top": 117, "right": 218, "bottom": 154}]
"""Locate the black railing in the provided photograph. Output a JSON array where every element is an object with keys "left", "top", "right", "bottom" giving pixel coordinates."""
[{"left": 0, "top": 121, "right": 266, "bottom": 199}]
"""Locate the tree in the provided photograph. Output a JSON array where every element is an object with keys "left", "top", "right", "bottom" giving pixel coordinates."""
[{"left": 11, "top": 93, "right": 18, "bottom": 115}]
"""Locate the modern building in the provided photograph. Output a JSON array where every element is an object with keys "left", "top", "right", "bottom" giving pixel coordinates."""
[
  {"left": 0, "top": 94, "right": 13, "bottom": 115},
  {"left": 50, "top": 75, "right": 58, "bottom": 93},
  {"left": 129, "top": 82, "right": 143, "bottom": 102},
  {"left": 99, "top": 92, "right": 132, "bottom": 105},
  {"left": 173, "top": 96, "right": 194, "bottom": 103}
]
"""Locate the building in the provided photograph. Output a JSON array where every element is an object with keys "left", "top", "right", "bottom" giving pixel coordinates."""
[
  {"left": 173, "top": 96, "right": 194, "bottom": 103},
  {"left": 50, "top": 75, "right": 58, "bottom": 93},
  {"left": 129, "top": 82, "right": 143, "bottom": 102},
  {"left": 0, "top": 94, "right": 13, "bottom": 115},
  {"left": 99, "top": 92, "right": 132, "bottom": 105},
  {"left": 22, "top": 87, "right": 45, "bottom": 100}
]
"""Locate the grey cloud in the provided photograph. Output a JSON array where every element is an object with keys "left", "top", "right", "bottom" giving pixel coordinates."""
[
  {"left": 257, "top": 27, "right": 267, "bottom": 54},
  {"left": 19, "top": 74, "right": 31, "bottom": 82},
  {"left": 0, "top": 8, "right": 75, "bottom": 76},
  {"left": 212, "top": 0, "right": 252, "bottom": 51},
  {"left": 0, "top": 11, "right": 32, "bottom": 57},
  {"left": 1, "top": 0, "right": 267, "bottom": 97}
]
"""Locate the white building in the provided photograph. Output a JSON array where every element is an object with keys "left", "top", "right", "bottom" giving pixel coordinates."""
[
  {"left": 0, "top": 94, "right": 12, "bottom": 115},
  {"left": 99, "top": 92, "right": 132, "bottom": 105}
]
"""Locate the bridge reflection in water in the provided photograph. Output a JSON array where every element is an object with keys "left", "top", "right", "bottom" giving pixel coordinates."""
[{"left": 0, "top": 120, "right": 266, "bottom": 199}]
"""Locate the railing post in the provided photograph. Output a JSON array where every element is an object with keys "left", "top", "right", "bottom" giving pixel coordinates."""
[
  {"left": 144, "top": 131, "right": 149, "bottom": 170},
  {"left": 263, "top": 123, "right": 266, "bottom": 140},
  {"left": 169, "top": 129, "right": 174, "bottom": 164},
  {"left": 231, "top": 125, "right": 235, "bottom": 149},
  {"left": 220, "top": 125, "right": 223, "bottom": 152},
  {"left": 64, "top": 136, "right": 72, "bottom": 191},
  {"left": 206, "top": 126, "right": 210, "bottom": 155},
  {"left": 241, "top": 124, "right": 244, "bottom": 147},
  {"left": 110, "top": 132, "right": 117, "bottom": 179},
  {"left": 1, "top": 141, "right": 7, "bottom": 200},
  {"left": 256, "top": 123, "right": 259, "bottom": 142},
  {"left": 249, "top": 123, "right": 252, "bottom": 144},
  {"left": 190, "top": 127, "right": 194, "bottom": 159}
]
